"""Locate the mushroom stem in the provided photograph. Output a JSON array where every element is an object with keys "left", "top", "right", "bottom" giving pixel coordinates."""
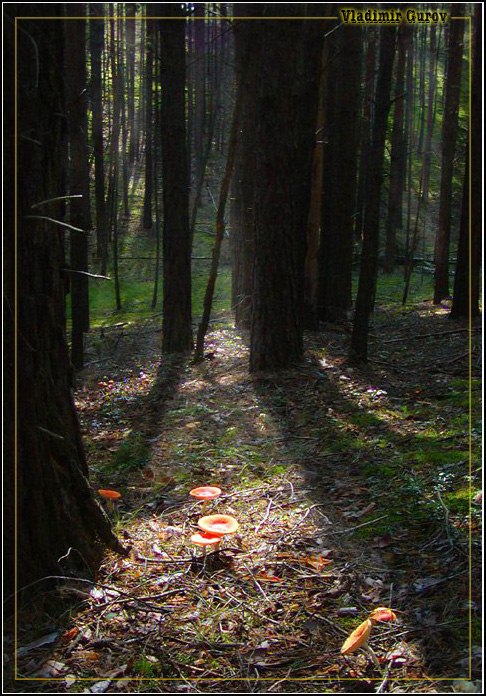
[{"left": 364, "top": 644, "right": 380, "bottom": 667}]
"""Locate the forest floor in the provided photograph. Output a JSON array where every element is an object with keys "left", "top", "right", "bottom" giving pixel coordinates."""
[{"left": 10, "top": 299, "right": 482, "bottom": 694}]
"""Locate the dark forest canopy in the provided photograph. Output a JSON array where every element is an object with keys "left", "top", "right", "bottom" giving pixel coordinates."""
[{"left": 3, "top": 3, "right": 482, "bottom": 688}]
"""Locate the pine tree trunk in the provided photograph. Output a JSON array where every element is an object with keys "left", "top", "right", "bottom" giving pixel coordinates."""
[
  {"left": 249, "top": 10, "right": 322, "bottom": 371},
  {"left": 318, "top": 23, "right": 362, "bottom": 322},
  {"left": 160, "top": 8, "right": 193, "bottom": 353},
  {"left": 450, "top": 6, "right": 482, "bottom": 320},
  {"left": 4, "top": 6, "right": 125, "bottom": 599},
  {"left": 434, "top": 5, "right": 465, "bottom": 304},
  {"left": 65, "top": 8, "right": 91, "bottom": 370}
]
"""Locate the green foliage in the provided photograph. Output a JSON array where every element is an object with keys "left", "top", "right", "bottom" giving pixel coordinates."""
[{"left": 112, "top": 431, "right": 150, "bottom": 472}]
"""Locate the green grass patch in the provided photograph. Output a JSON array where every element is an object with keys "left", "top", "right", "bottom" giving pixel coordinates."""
[{"left": 111, "top": 431, "right": 151, "bottom": 472}]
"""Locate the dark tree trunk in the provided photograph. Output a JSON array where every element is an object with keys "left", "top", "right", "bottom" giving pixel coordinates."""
[
  {"left": 350, "top": 28, "right": 396, "bottom": 362},
  {"left": 355, "top": 29, "right": 376, "bottom": 239},
  {"left": 249, "top": 7, "right": 322, "bottom": 372},
  {"left": 318, "top": 23, "right": 362, "bottom": 322},
  {"left": 303, "top": 40, "right": 327, "bottom": 330},
  {"left": 89, "top": 7, "right": 107, "bottom": 273},
  {"left": 4, "top": 6, "right": 125, "bottom": 600},
  {"left": 230, "top": 10, "right": 257, "bottom": 330},
  {"left": 65, "top": 8, "right": 91, "bottom": 370},
  {"left": 450, "top": 6, "right": 482, "bottom": 320},
  {"left": 159, "top": 7, "right": 193, "bottom": 353},
  {"left": 434, "top": 5, "right": 465, "bottom": 304},
  {"left": 384, "top": 24, "right": 409, "bottom": 273}
]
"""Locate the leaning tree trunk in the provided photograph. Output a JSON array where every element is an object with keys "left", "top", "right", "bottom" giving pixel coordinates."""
[
  {"left": 350, "top": 27, "right": 396, "bottom": 363},
  {"left": 159, "top": 7, "right": 193, "bottom": 353},
  {"left": 4, "top": 6, "right": 125, "bottom": 600}
]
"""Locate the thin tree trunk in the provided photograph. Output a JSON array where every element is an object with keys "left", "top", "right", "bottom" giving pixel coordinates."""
[
  {"left": 384, "top": 25, "right": 409, "bottom": 273},
  {"left": 195, "top": 88, "right": 242, "bottom": 360},
  {"left": 143, "top": 19, "right": 154, "bottom": 229},
  {"left": 89, "top": 8, "right": 107, "bottom": 273},
  {"left": 350, "top": 28, "right": 396, "bottom": 362}
]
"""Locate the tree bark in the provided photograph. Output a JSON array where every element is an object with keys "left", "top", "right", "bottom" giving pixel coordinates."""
[
  {"left": 159, "top": 7, "right": 193, "bottom": 353},
  {"left": 4, "top": 6, "right": 126, "bottom": 601},
  {"left": 65, "top": 8, "right": 91, "bottom": 370},
  {"left": 249, "top": 7, "right": 322, "bottom": 371},
  {"left": 433, "top": 5, "right": 465, "bottom": 304},
  {"left": 318, "top": 23, "right": 362, "bottom": 322}
]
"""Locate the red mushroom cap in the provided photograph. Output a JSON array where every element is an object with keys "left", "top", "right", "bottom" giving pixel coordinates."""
[
  {"left": 190, "top": 531, "right": 222, "bottom": 547},
  {"left": 369, "top": 607, "right": 397, "bottom": 623},
  {"left": 340, "top": 619, "right": 373, "bottom": 655},
  {"left": 98, "top": 489, "right": 122, "bottom": 500},
  {"left": 198, "top": 514, "right": 239, "bottom": 536},
  {"left": 189, "top": 486, "right": 222, "bottom": 500}
]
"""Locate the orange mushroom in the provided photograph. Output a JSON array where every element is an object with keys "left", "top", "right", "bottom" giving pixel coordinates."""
[
  {"left": 190, "top": 531, "right": 222, "bottom": 550},
  {"left": 369, "top": 607, "right": 397, "bottom": 623},
  {"left": 98, "top": 489, "right": 122, "bottom": 500},
  {"left": 340, "top": 618, "right": 373, "bottom": 655},
  {"left": 198, "top": 514, "right": 239, "bottom": 537},
  {"left": 189, "top": 486, "right": 222, "bottom": 501},
  {"left": 97, "top": 488, "right": 122, "bottom": 513}
]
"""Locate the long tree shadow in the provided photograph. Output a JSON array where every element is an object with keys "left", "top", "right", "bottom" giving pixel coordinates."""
[{"left": 251, "top": 313, "right": 477, "bottom": 680}]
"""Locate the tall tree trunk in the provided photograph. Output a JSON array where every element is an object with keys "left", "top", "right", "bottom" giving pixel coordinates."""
[
  {"left": 355, "top": 30, "right": 376, "bottom": 239},
  {"left": 450, "top": 6, "right": 482, "bottom": 320},
  {"left": 249, "top": 8, "right": 322, "bottom": 372},
  {"left": 433, "top": 5, "right": 465, "bottom": 304},
  {"left": 65, "top": 8, "right": 91, "bottom": 370},
  {"left": 318, "top": 22, "right": 362, "bottom": 322},
  {"left": 143, "top": 19, "right": 154, "bottom": 230},
  {"left": 350, "top": 28, "right": 396, "bottom": 362},
  {"left": 89, "top": 7, "right": 107, "bottom": 273},
  {"left": 384, "top": 24, "right": 409, "bottom": 273},
  {"left": 230, "top": 10, "right": 256, "bottom": 330},
  {"left": 195, "top": 88, "right": 242, "bottom": 359},
  {"left": 126, "top": 3, "right": 137, "bottom": 163},
  {"left": 421, "top": 25, "right": 439, "bottom": 203},
  {"left": 159, "top": 7, "right": 193, "bottom": 353},
  {"left": 4, "top": 6, "right": 125, "bottom": 599}
]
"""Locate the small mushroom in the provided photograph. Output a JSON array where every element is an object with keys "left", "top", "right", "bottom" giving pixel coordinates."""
[
  {"left": 97, "top": 488, "right": 122, "bottom": 511},
  {"left": 198, "top": 514, "right": 239, "bottom": 537},
  {"left": 190, "top": 531, "right": 222, "bottom": 551},
  {"left": 369, "top": 607, "right": 397, "bottom": 623},
  {"left": 189, "top": 486, "right": 222, "bottom": 512},
  {"left": 340, "top": 618, "right": 373, "bottom": 655}
]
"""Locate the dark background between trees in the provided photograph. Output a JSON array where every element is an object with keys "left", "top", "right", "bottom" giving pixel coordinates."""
[{"left": 3, "top": 2, "right": 481, "bottom": 606}]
